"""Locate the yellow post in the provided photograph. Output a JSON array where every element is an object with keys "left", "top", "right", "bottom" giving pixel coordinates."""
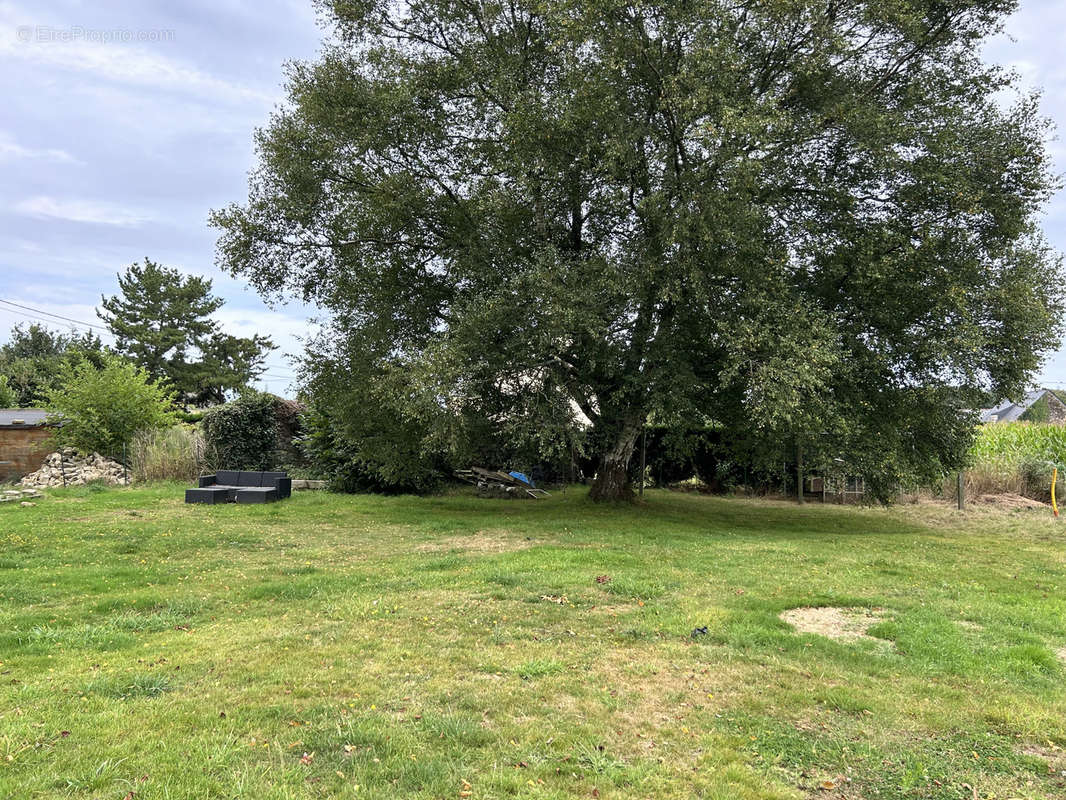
[{"left": 1053, "top": 467, "right": 1059, "bottom": 518}]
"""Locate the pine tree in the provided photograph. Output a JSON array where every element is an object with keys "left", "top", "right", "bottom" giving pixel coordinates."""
[{"left": 98, "top": 259, "right": 274, "bottom": 404}]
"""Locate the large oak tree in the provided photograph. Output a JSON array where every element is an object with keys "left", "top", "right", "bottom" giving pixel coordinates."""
[{"left": 213, "top": 0, "right": 1063, "bottom": 500}]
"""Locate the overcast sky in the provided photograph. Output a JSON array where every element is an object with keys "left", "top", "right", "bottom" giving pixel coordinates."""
[{"left": 1, "top": 1, "right": 1064, "bottom": 397}]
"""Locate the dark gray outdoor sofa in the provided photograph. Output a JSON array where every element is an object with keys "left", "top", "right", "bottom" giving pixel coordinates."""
[{"left": 185, "top": 470, "right": 292, "bottom": 505}]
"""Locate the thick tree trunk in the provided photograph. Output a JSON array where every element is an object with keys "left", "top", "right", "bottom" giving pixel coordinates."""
[{"left": 589, "top": 416, "right": 643, "bottom": 502}]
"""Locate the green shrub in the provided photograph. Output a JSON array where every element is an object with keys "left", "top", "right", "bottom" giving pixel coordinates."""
[
  {"left": 302, "top": 402, "right": 447, "bottom": 493},
  {"left": 46, "top": 354, "right": 176, "bottom": 459},
  {"left": 201, "top": 391, "right": 281, "bottom": 470},
  {"left": 130, "top": 425, "right": 205, "bottom": 482},
  {"left": 0, "top": 375, "right": 15, "bottom": 407}
]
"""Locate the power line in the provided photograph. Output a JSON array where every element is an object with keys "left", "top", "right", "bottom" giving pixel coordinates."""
[
  {"left": 0, "top": 298, "right": 110, "bottom": 332},
  {"left": 0, "top": 299, "right": 305, "bottom": 383},
  {"left": 0, "top": 301, "right": 301, "bottom": 372},
  {"left": 0, "top": 302, "right": 115, "bottom": 338}
]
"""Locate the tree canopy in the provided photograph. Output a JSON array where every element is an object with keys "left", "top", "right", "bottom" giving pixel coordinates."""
[
  {"left": 0, "top": 374, "right": 16, "bottom": 408},
  {"left": 98, "top": 258, "right": 275, "bottom": 405},
  {"left": 0, "top": 323, "right": 106, "bottom": 407},
  {"left": 213, "top": 0, "right": 1063, "bottom": 500}
]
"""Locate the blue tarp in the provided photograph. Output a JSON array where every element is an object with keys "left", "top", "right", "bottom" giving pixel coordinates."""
[{"left": 509, "top": 471, "right": 533, "bottom": 487}]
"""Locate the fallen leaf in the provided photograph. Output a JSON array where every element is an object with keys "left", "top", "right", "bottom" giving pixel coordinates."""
[{"left": 300, "top": 752, "right": 315, "bottom": 765}]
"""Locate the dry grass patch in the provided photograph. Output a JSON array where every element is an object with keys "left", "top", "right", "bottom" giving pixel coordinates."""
[
  {"left": 974, "top": 492, "right": 1049, "bottom": 511},
  {"left": 415, "top": 528, "right": 536, "bottom": 553},
  {"left": 780, "top": 607, "right": 886, "bottom": 643}
]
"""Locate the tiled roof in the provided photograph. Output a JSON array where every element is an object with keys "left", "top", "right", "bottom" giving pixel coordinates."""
[{"left": 979, "top": 390, "right": 1049, "bottom": 423}]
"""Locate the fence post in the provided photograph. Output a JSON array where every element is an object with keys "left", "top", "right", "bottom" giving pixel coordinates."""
[
  {"left": 123, "top": 443, "right": 128, "bottom": 486},
  {"left": 796, "top": 442, "right": 804, "bottom": 505},
  {"left": 956, "top": 470, "right": 964, "bottom": 510},
  {"left": 639, "top": 426, "right": 646, "bottom": 497}
]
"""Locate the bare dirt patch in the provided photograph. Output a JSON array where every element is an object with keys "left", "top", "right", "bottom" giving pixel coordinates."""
[
  {"left": 798, "top": 773, "right": 867, "bottom": 799},
  {"left": 416, "top": 529, "right": 535, "bottom": 554},
  {"left": 1057, "top": 646, "right": 1066, "bottom": 665},
  {"left": 1019, "top": 742, "right": 1066, "bottom": 773},
  {"left": 781, "top": 607, "right": 886, "bottom": 643}
]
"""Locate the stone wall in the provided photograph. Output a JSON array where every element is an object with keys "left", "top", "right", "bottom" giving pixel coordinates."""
[{"left": 0, "top": 426, "right": 53, "bottom": 482}]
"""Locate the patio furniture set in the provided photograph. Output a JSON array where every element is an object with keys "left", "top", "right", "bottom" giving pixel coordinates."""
[{"left": 185, "top": 470, "right": 292, "bottom": 504}]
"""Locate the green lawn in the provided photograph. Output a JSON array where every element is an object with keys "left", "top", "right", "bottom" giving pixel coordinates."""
[{"left": 2, "top": 486, "right": 1065, "bottom": 799}]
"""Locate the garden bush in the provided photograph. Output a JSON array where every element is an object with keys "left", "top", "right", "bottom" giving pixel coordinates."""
[
  {"left": 0, "top": 375, "right": 16, "bottom": 407},
  {"left": 46, "top": 354, "right": 175, "bottom": 459},
  {"left": 201, "top": 391, "right": 281, "bottom": 471}
]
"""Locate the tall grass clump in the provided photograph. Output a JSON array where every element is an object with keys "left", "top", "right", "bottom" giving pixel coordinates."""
[
  {"left": 963, "top": 423, "right": 1066, "bottom": 500},
  {"left": 130, "top": 425, "right": 206, "bottom": 483}
]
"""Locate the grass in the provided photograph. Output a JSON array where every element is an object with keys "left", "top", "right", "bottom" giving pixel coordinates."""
[{"left": 1, "top": 485, "right": 1065, "bottom": 799}]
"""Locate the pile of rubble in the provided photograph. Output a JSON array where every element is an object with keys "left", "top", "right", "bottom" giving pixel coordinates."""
[
  {"left": 1, "top": 487, "right": 42, "bottom": 505},
  {"left": 20, "top": 449, "right": 127, "bottom": 488}
]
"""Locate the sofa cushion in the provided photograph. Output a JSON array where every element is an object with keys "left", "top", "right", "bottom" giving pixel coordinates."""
[
  {"left": 237, "top": 472, "right": 262, "bottom": 487},
  {"left": 235, "top": 487, "right": 278, "bottom": 504},
  {"left": 216, "top": 470, "right": 240, "bottom": 485}
]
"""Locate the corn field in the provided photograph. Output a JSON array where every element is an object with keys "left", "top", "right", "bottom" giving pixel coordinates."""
[
  {"left": 970, "top": 422, "right": 1066, "bottom": 468},
  {"left": 960, "top": 422, "right": 1066, "bottom": 501}
]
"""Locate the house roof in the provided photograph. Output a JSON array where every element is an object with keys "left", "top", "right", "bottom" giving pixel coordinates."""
[
  {"left": 0, "top": 409, "right": 52, "bottom": 427},
  {"left": 979, "top": 390, "right": 1050, "bottom": 423}
]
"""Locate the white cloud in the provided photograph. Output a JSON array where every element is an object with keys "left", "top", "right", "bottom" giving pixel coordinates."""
[
  {"left": 15, "top": 195, "right": 152, "bottom": 226},
  {"left": 212, "top": 305, "right": 316, "bottom": 377},
  {"left": 0, "top": 6, "right": 278, "bottom": 107},
  {"left": 0, "top": 131, "right": 79, "bottom": 163}
]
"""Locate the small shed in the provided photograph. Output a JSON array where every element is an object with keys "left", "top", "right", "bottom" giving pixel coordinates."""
[{"left": 0, "top": 409, "right": 54, "bottom": 482}]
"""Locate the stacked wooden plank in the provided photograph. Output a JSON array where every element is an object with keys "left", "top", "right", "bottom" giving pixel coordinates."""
[{"left": 454, "top": 467, "right": 550, "bottom": 499}]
